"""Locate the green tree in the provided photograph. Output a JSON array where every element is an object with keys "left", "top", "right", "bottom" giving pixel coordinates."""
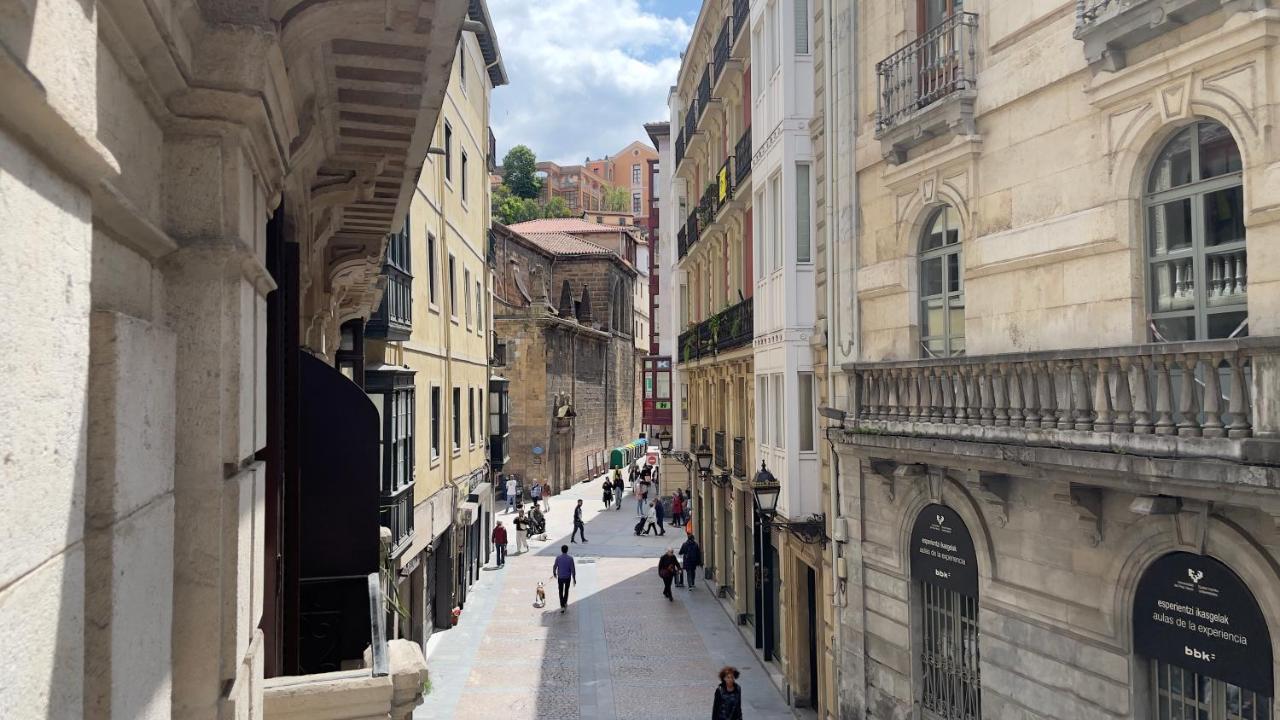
[
  {"left": 502, "top": 145, "right": 541, "bottom": 199},
  {"left": 543, "top": 196, "right": 573, "bottom": 218},
  {"left": 602, "top": 186, "right": 630, "bottom": 213}
]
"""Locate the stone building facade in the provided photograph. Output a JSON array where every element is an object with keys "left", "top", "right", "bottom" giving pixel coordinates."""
[
  {"left": 491, "top": 223, "right": 641, "bottom": 493},
  {"left": 1, "top": 0, "right": 467, "bottom": 714},
  {"left": 585, "top": 140, "right": 661, "bottom": 224},
  {"left": 829, "top": 2, "right": 1280, "bottom": 719}
]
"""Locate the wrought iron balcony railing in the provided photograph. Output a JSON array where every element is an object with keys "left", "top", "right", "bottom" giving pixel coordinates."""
[
  {"left": 677, "top": 225, "right": 689, "bottom": 260},
  {"left": 714, "top": 19, "right": 731, "bottom": 82},
  {"left": 732, "top": 436, "right": 745, "bottom": 478},
  {"left": 684, "top": 104, "right": 697, "bottom": 141},
  {"left": 678, "top": 296, "right": 754, "bottom": 363},
  {"left": 875, "top": 12, "right": 978, "bottom": 134},
  {"left": 733, "top": 0, "right": 749, "bottom": 42},
  {"left": 846, "top": 338, "right": 1280, "bottom": 464},
  {"left": 686, "top": 210, "right": 700, "bottom": 252},
  {"left": 698, "top": 66, "right": 712, "bottom": 121},
  {"left": 675, "top": 130, "right": 686, "bottom": 168},
  {"left": 714, "top": 431, "right": 727, "bottom": 469},
  {"left": 380, "top": 482, "right": 415, "bottom": 558},
  {"left": 734, "top": 127, "right": 752, "bottom": 186}
]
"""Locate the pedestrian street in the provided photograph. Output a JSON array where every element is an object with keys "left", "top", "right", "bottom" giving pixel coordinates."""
[{"left": 416, "top": 468, "right": 795, "bottom": 720}]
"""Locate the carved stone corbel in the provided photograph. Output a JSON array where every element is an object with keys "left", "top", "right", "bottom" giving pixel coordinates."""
[
  {"left": 1054, "top": 483, "right": 1104, "bottom": 547},
  {"left": 866, "top": 459, "right": 901, "bottom": 502},
  {"left": 964, "top": 470, "right": 1010, "bottom": 527}
]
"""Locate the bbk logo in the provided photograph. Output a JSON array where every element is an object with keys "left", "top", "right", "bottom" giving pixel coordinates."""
[
  {"left": 1185, "top": 646, "right": 1216, "bottom": 662},
  {"left": 936, "top": 514, "right": 946, "bottom": 527},
  {"left": 1188, "top": 569, "right": 1205, "bottom": 585}
]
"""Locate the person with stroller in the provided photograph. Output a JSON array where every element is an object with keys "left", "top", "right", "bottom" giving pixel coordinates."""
[
  {"left": 636, "top": 476, "right": 651, "bottom": 516},
  {"left": 658, "top": 548, "right": 682, "bottom": 601},
  {"left": 642, "top": 499, "right": 660, "bottom": 535}
]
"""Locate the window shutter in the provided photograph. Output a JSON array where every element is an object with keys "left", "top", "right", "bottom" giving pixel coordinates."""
[{"left": 794, "top": 0, "right": 809, "bottom": 54}]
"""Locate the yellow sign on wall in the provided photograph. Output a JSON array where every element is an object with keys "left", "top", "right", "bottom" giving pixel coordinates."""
[{"left": 718, "top": 167, "right": 729, "bottom": 202}]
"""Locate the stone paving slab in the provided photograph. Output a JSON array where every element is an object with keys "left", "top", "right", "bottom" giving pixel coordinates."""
[{"left": 416, "top": 465, "right": 795, "bottom": 720}]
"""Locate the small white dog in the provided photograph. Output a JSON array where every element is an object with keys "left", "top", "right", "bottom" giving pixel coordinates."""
[{"left": 533, "top": 582, "right": 546, "bottom": 608}]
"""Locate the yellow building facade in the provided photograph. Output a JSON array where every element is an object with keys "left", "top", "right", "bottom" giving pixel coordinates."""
[{"left": 364, "top": 1, "right": 507, "bottom": 646}]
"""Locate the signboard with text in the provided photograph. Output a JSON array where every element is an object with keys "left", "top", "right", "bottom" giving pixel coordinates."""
[
  {"left": 909, "top": 504, "right": 978, "bottom": 595},
  {"left": 1133, "top": 552, "right": 1273, "bottom": 696}
]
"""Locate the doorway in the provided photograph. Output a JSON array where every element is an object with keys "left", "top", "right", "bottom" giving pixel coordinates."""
[{"left": 806, "top": 566, "right": 818, "bottom": 710}]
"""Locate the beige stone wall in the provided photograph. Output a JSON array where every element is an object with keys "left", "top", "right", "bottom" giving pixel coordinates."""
[{"left": 851, "top": 4, "right": 1280, "bottom": 361}]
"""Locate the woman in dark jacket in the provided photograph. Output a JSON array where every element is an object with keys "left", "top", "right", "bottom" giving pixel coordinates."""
[
  {"left": 711, "top": 666, "right": 743, "bottom": 720},
  {"left": 657, "top": 549, "right": 681, "bottom": 601}
]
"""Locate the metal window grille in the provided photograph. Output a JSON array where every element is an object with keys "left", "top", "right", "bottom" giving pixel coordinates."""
[
  {"left": 1151, "top": 660, "right": 1271, "bottom": 720},
  {"left": 920, "top": 580, "right": 981, "bottom": 720}
]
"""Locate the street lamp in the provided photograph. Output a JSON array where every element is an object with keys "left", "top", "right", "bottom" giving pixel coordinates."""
[
  {"left": 658, "top": 430, "right": 673, "bottom": 452},
  {"left": 751, "top": 462, "right": 780, "bottom": 516},
  {"left": 694, "top": 444, "right": 713, "bottom": 476}
]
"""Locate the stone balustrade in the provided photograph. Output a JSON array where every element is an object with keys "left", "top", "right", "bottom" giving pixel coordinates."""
[
  {"left": 847, "top": 339, "right": 1280, "bottom": 464},
  {"left": 263, "top": 639, "right": 428, "bottom": 720}
]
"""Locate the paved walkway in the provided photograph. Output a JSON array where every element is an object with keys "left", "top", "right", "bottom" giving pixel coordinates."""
[{"left": 417, "top": 465, "right": 795, "bottom": 720}]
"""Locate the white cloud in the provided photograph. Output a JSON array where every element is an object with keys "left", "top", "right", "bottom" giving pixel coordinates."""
[{"left": 488, "top": 0, "right": 691, "bottom": 165}]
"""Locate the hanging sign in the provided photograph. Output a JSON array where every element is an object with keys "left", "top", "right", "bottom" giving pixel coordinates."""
[
  {"left": 718, "top": 167, "right": 729, "bottom": 202},
  {"left": 1133, "top": 552, "right": 1273, "bottom": 696},
  {"left": 909, "top": 504, "right": 978, "bottom": 595}
]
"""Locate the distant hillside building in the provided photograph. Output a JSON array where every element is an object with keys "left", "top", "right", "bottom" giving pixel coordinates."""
[
  {"left": 535, "top": 161, "right": 610, "bottom": 214},
  {"left": 585, "top": 140, "right": 659, "bottom": 224}
]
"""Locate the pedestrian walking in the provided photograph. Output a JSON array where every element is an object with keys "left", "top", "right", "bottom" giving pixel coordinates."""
[
  {"left": 711, "top": 667, "right": 743, "bottom": 720},
  {"left": 513, "top": 507, "right": 530, "bottom": 554},
  {"left": 571, "top": 499, "right": 588, "bottom": 543},
  {"left": 654, "top": 494, "right": 667, "bottom": 535},
  {"left": 658, "top": 548, "right": 681, "bottom": 601},
  {"left": 671, "top": 489, "right": 685, "bottom": 528},
  {"left": 637, "top": 477, "right": 651, "bottom": 516},
  {"left": 679, "top": 534, "right": 702, "bottom": 590},
  {"left": 505, "top": 476, "right": 519, "bottom": 514},
  {"left": 492, "top": 521, "right": 508, "bottom": 567},
  {"left": 612, "top": 472, "right": 625, "bottom": 510},
  {"left": 541, "top": 480, "right": 552, "bottom": 512},
  {"left": 551, "top": 545, "right": 577, "bottom": 613},
  {"left": 643, "top": 500, "right": 659, "bottom": 535},
  {"left": 602, "top": 479, "right": 613, "bottom": 509}
]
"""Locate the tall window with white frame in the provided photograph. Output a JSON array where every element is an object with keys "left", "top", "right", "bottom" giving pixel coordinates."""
[
  {"left": 461, "top": 151, "right": 469, "bottom": 203},
  {"left": 919, "top": 205, "right": 964, "bottom": 357},
  {"left": 796, "top": 164, "right": 811, "bottom": 263},
  {"left": 1146, "top": 120, "right": 1246, "bottom": 341},
  {"left": 430, "top": 386, "right": 441, "bottom": 461},
  {"left": 452, "top": 386, "right": 461, "bottom": 453},
  {"left": 444, "top": 122, "right": 453, "bottom": 181},
  {"left": 427, "top": 233, "right": 439, "bottom": 307}
]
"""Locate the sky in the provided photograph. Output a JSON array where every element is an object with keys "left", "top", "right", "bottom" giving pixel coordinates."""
[{"left": 488, "top": 0, "right": 696, "bottom": 166}]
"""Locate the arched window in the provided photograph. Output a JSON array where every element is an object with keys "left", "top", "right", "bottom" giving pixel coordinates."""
[
  {"left": 1146, "top": 120, "right": 1246, "bottom": 341},
  {"left": 920, "top": 205, "right": 964, "bottom": 357},
  {"left": 1133, "top": 552, "right": 1272, "bottom": 719},
  {"left": 910, "top": 504, "right": 981, "bottom": 719}
]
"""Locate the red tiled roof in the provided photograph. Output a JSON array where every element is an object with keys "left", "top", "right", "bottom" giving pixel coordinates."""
[
  {"left": 507, "top": 218, "right": 630, "bottom": 234},
  {"left": 517, "top": 231, "right": 615, "bottom": 257}
]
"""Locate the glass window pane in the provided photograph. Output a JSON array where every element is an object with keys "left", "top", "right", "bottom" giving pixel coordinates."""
[
  {"left": 1207, "top": 310, "right": 1247, "bottom": 339},
  {"left": 922, "top": 338, "right": 945, "bottom": 358},
  {"left": 796, "top": 164, "right": 811, "bottom": 262},
  {"left": 657, "top": 372, "right": 670, "bottom": 398},
  {"left": 922, "top": 257, "right": 944, "bottom": 297},
  {"left": 1199, "top": 121, "right": 1242, "bottom": 180},
  {"left": 923, "top": 299, "right": 944, "bottom": 338},
  {"left": 947, "top": 252, "right": 961, "bottom": 293},
  {"left": 798, "top": 373, "right": 814, "bottom": 451},
  {"left": 1149, "top": 200, "right": 1193, "bottom": 255},
  {"left": 1204, "top": 186, "right": 1245, "bottom": 247},
  {"left": 1149, "top": 127, "right": 1194, "bottom": 193},
  {"left": 1150, "top": 258, "right": 1196, "bottom": 312},
  {"left": 948, "top": 302, "right": 965, "bottom": 341},
  {"left": 1205, "top": 250, "right": 1247, "bottom": 306},
  {"left": 924, "top": 208, "right": 948, "bottom": 251},
  {"left": 1154, "top": 316, "right": 1196, "bottom": 342}
]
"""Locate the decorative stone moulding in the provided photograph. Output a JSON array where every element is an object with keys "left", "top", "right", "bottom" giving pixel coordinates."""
[{"left": 1073, "top": 0, "right": 1268, "bottom": 71}]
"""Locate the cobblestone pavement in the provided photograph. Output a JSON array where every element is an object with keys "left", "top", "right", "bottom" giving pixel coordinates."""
[{"left": 417, "top": 466, "right": 795, "bottom": 720}]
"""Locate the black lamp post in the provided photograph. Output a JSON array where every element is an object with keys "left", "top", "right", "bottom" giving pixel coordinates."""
[
  {"left": 750, "top": 461, "right": 777, "bottom": 660},
  {"left": 694, "top": 443, "right": 713, "bottom": 476},
  {"left": 658, "top": 430, "right": 673, "bottom": 452}
]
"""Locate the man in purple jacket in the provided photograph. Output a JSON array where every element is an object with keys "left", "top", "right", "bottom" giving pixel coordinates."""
[{"left": 551, "top": 545, "right": 577, "bottom": 613}]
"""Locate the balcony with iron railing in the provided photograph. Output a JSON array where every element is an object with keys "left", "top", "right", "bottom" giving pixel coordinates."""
[
  {"left": 843, "top": 339, "right": 1280, "bottom": 482},
  {"left": 732, "top": 0, "right": 749, "bottom": 48},
  {"left": 675, "top": 130, "right": 686, "bottom": 169},
  {"left": 875, "top": 12, "right": 978, "bottom": 164},
  {"left": 734, "top": 127, "right": 752, "bottom": 186},
  {"left": 678, "top": 296, "right": 754, "bottom": 364},
  {"left": 1073, "top": 0, "right": 1254, "bottom": 70},
  {"left": 380, "top": 482, "right": 415, "bottom": 558},
  {"left": 714, "top": 18, "right": 731, "bottom": 84},
  {"left": 732, "top": 436, "right": 745, "bottom": 478},
  {"left": 714, "top": 431, "right": 727, "bottom": 469}
]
